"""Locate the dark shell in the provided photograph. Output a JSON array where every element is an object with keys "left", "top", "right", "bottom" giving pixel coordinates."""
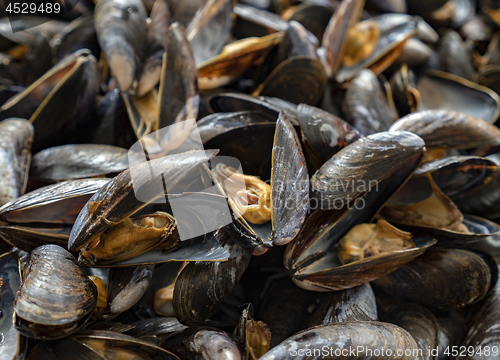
[
  {"left": 389, "top": 110, "right": 500, "bottom": 149},
  {"left": 31, "top": 144, "right": 129, "bottom": 182},
  {"left": 158, "top": 22, "right": 199, "bottom": 128},
  {"left": 382, "top": 304, "right": 439, "bottom": 360},
  {"left": 438, "top": 30, "right": 474, "bottom": 81},
  {"left": 459, "top": 266, "right": 500, "bottom": 359},
  {"left": 260, "top": 321, "right": 418, "bottom": 360},
  {"left": 307, "top": 283, "right": 378, "bottom": 328},
  {"left": 257, "top": 56, "right": 327, "bottom": 106},
  {"left": 68, "top": 150, "right": 217, "bottom": 253},
  {"left": 298, "top": 104, "right": 362, "bottom": 173},
  {"left": 321, "top": 0, "right": 364, "bottom": 76},
  {"left": 162, "top": 327, "right": 244, "bottom": 360},
  {"left": 373, "top": 248, "right": 495, "bottom": 311},
  {"left": 0, "top": 178, "right": 110, "bottom": 226},
  {"left": 292, "top": 234, "right": 435, "bottom": 291},
  {"left": 415, "top": 71, "right": 500, "bottom": 124},
  {"left": 173, "top": 236, "right": 251, "bottom": 326},
  {"left": 271, "top": 113, "right": 309, "bottom": 245},
  {"left": 187, "top": 0, "right": 233, "bottom": 65},
  {"left": 310, "top": 131, "right": 425, "bottom": 209},
  {"left": 345, "top": 69, "right": 398, "bottom": 135},
  {"left": 208, "top": 92, "right": 298, "bottom": 124},
  {"left": 0, "top": 252, "right": 26, "bottom": 360},
  {"left": 0, "top": 118, "right": 33, "bottom": 206},
  {"left": 14, "top": 245, "right": 97, "bottom": 340},
  {"left": 72, "top": 330, "right": 180, "bottom": 359}
]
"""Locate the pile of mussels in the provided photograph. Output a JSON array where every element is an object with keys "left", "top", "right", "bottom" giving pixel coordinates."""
[{"left": 3, "top": 0, "right": 500, "bottom": 359}]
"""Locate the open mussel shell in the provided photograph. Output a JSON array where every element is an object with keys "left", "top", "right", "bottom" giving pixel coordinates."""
[
  {"left": 187, "top": 0, "right": 234, "bottom": 66},
  {"left": 68, "top": 150, "right": 217, "bottom": 254},
  {"left": 95, "top": 0, "right": 147, "bottom": 93},
  {"left": 336, "top": 20, "right": 419, "bottom": 83},
  {"left": 72, "top": 330, "right": 180, "bottom": 359},
  {"left": 286, "top": 132, "right": 430, "bottom": 291},
  {"left": 198, "top": 32, "right": 284, "bottom": 91},
  {"left": 0, "top": 225, "right": 69, "bottom": 252},
  {"left": 297, "top": 104, "right": 362, "bottom": 173},
  {"left": 390, "top": 64, "right": 420, "bottom": 117},
  {"left": 373, "top": 248, "right": 498, "bottom": 311},
  {"left": 162, "top": 326, "right": 245, "bottom": 360},
  {"left": 0, "top": 252, "right": 26, "bottom": 360},
  {"left": 477, "top": 65, "right": 500, "bottom": 97},
  {"left": 1, "top": 49, "right": 99, "bottom": 151},
  {"left": 450, "top": 153, "right": 500, "bottom": 218},
  {"left": 137, "top": 0, "right": 170, "bottom": 97},
  {"left": 321, "top": 0, "right": 365, "bottom": 77},
  {"left": 381, "top": 304, "right": 439, "bottom": 360},
  {"left": 0, "top": 118, "right": 33, "bottom": 206},
  {"left": 389, "top": 110, "right": 500, "bottom": 149},
  {"left": 50, "top": 13, "right": 99, "bottom": 62},
  {"left": 255, "top": 56, "right": 327, "bottom": 106},
  {"left": 292, "top": 234, "right": 435, "bottom": 291},
  {"left": 413, "top": 156, "right": 498, "bottom": 198},
  {"left": 158, "top": 22, "right": 199, "bottom": 129},
  {"left": 197, "top": 111, "right": 276, "bottom": 144},
  {"left": 310, "top": 131, "right": 425, "bottom": 210},
  {"left": 307, "top": 283, "right": 378, "bottom": 327},
  {"left": 173, "top": 236, "right": 251, "bottom": 326},
  {"left": 27, "top": 338, "right": 106, "bottom": 360},
  {"left": 344, "top": 69, "right": 398, "bottom": 135},
  {"left": 208, "top": 92, "right": 298, "bottom": 124},
  {"left": 209, "top": 113, "right": 308, "bottom": 252},
  {"left": 0, "top": 178, "right": 109, "bottom": 227},
  {"left": 381, "top": 170, "right": 500, "bottom": 243},
  {"left": 260, "top": 321, "right": 418, "bottom": 360},
  {"left": 14, "top": 245, "right": 97, "bottom": 340},
  {"left": 31, "top": 144, "right": 129, "bottom": 182},
  {"left": 459, "top": 265, "right": 500, "bottom": 357},
  {"left": 415, "top": 71, "right": 500, "bottom": 123},
  {"left": 272, "top": 21, "right": 316, "bottom": 70}
]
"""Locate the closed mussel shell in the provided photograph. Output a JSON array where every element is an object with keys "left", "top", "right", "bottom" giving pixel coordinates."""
[
  {"left": 14, "top": 244, "right": 97, "bottom": 340},
  {"left": 0, "top": 118, "right": 33, "bottom": 206},
  {"left": 31, "top": 144, "right": 129, "bottom": 182},
  {"left": 0, "top": 252, "right": 26, "bottom": 360},
  {"left": 458, "top": 266, "right": 500, "bottom": 360},
  {"left": 307, "top": 283, "right": 378, "bottom": 328},
  {"left": 389, "top": 110, "right": 500, "bottom": 149},
  {"left": 373, "top": 248, "right": 496, "bottom": 311},
  {"left": 310, "top": 131, "right": 425, "bottom": 210},
  {"left": 162, "top": 327, "right": 244, "bottom": 360},
  {"left": 260, "top": 321, "right": 419, "bottom": 360},
  {"left": 382, "top": 304, "right": 439, "bottom": 360},
  {"left": 173, "top": 236, "right": 251, "bottom": 326}
]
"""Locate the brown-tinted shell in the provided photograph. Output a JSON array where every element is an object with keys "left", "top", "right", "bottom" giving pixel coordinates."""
[{"left": 14, "top": 245, "right": 97, "bottom": 340}]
